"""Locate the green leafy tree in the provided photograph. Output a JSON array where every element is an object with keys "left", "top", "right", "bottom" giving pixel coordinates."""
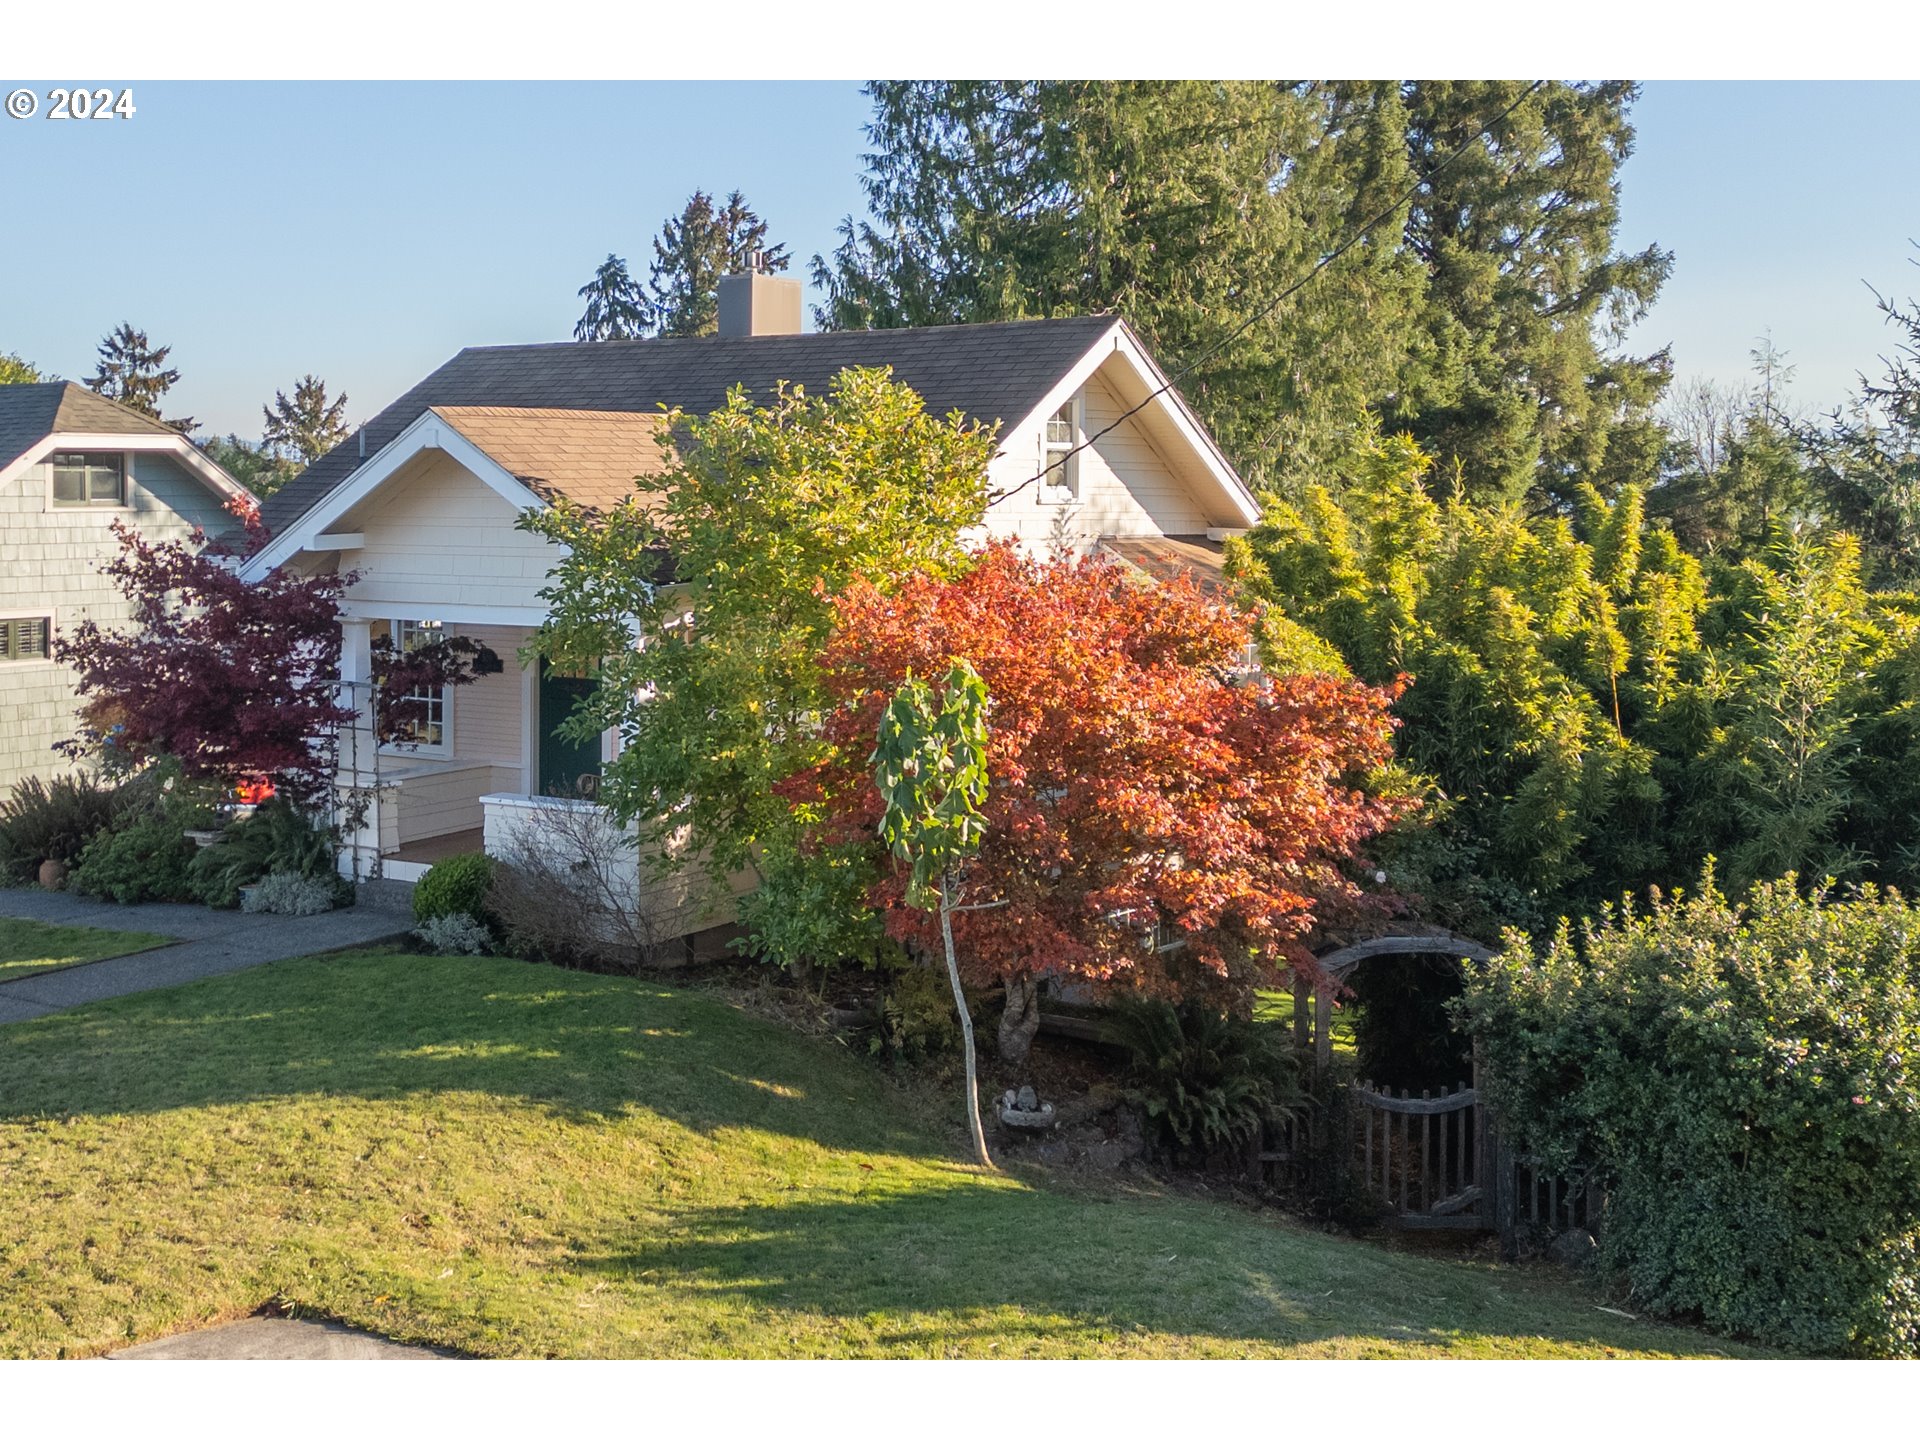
[
  {"left": 86, "top": 323, "right": 193, "bottom": 433},
  {"left": 518, "top": 366, "right": 994, "bottom": 956},
  {"left": 574, "top": 253, "right": 652, "bottom": 341},
  {"left": 261, "top": 374, "right": 349, "bottom": 466},
  {"left": 0, "top": 352, "right": 48, "bottom": 384},
  {"left": 873, "top": 658, "right": 995, "bottom": 1168},
  {"left": 647, "top": 190, "right": 790, "bottom": 338},
  {"left": 200, "top": 434, "right": 299, "bottom": 500},
  {"left": 1229, "top": 421, "right": 1707, "bottom": 931}
]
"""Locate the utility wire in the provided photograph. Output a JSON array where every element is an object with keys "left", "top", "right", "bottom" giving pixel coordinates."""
[{"left": 988, "top": 80, "right": 1548, "bottom": 509}]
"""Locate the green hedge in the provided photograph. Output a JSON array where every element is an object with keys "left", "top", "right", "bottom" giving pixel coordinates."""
[
  {"left": 413, "top": 852, "right": 495, "bottom": 924},
  {"left": 1459, "top": 872, "right": 1920, "bottom": 1356}
]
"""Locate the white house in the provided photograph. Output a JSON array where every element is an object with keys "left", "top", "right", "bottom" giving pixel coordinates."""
[
  {"left": 244, "top": 272, "right": 1261, "bottom": 936},
  {"left": 0, "top": 384, "right": 246, "bottom": 796}
]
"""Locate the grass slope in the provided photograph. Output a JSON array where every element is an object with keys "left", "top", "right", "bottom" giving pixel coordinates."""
[
  {"left": 0, "top": 951, "right": 1760, "bottom": 1359},
  {"left": 0, "top": 919, "right": 170, "bottom": 981}
]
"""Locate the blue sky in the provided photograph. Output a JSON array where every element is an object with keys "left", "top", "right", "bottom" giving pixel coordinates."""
[{"left": 1, "top": 80, "right": 1916, "bottom": 438}]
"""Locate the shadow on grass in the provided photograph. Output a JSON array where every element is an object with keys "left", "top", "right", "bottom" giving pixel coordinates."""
[
  {"left": 0, "top": 951, "right": 936, "bottom": 1159},
  {"left": 570, "top": 1179, "right": 1741, "bottom": 1356}
]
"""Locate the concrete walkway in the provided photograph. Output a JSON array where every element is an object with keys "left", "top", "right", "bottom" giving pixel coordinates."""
[
  {"left": 111, "top": 1316, "right": 444, "bottom": 1360},
  {"left": 0, "top": 888, "right": 410, "bottom": 1025}
]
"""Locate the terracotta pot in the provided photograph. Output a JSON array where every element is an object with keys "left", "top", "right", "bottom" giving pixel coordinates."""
[{"left": 37, "top": 858, "right": 68, "bottom": 890}]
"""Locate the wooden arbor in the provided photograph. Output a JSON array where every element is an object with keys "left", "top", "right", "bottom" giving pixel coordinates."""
[{"left": 1290, "top": 932, "right": 1495, "bottom": 1074}]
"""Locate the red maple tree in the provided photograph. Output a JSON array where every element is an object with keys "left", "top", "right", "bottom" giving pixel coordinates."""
[
  {"left": 56, "top": 519, "right": 353, "bottom": 807},
  {"left": 786, "top": 544, "right": 1413, "bottom": 1051}
]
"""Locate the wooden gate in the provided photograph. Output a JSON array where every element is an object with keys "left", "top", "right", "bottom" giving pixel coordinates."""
[{"left": 1351, "top": 1081, "right": 1487, "bottom": 1229}]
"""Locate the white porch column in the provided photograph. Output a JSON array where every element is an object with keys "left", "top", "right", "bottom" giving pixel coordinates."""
[{"left": 334, "top": 618, "right": 381, "bottom": 880}]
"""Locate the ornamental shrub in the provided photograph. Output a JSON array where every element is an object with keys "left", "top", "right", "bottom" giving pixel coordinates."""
[
  {"left": 413, "top": 852, "right": 496, "bottom": 925},
  {"left": 1108, "top": 996, "right": 1300, "bottom": 1163},
  {"left": 0, "top": 774, "right": 125, "bottom": 881},
  {"left": 1457, "top": 871, "right": 1920, "bottom": 1356},
  {"left": 240, "top": 871, "right": 335, "bottom": 917},
  {"left": 69, "top": 815, "right": 196, "bottom": 904},
  {"left": 188, "top": 799, "right": 335, "bottom": 908},
  {"left": 412, "top": 912, "right": 493, "bottom": 956}
]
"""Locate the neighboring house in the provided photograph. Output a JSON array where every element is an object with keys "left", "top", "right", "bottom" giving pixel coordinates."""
[
  {"left": 242, "top": 271, "right": 1261, "bottom": 935},
  {"left": 0, "top": 384, "right": 245, "bottom": 797}
]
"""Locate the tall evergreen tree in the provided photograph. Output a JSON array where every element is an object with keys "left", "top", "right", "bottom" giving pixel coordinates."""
[
  {"left": 815, "top": 81, "right": 1426, "bottom": 491},
  {"left": 573, "top": 253, "right": 652, "bottom": 341},
  {"left": 646, "top": 190, "right": 790, "bottom": 338},
  {"left": 817, "top": 81, "right": 1671, "bottom": 503},
  {"left": 261, "top": 374, "right": 350, "bottom": 466},
  {"left": 86, "top": 323, "right": 193, "bottom": 434},
  {"left": 1392, "top": 81, "right": 1673, "bottom": 504}
]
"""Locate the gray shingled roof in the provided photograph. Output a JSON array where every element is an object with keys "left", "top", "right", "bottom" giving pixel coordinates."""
[
  {"left": 259, "top": 315, "right": 1121, "bottom": 534},
  {"left": 0, "top": 381, "right": 179, "bottom": 470}
]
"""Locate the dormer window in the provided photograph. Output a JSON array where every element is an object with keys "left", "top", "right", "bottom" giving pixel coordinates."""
[
  {"left": 51, "top": 452, "right": 126, "bottom": 507},
  {"left": 1039, "top": 397, "right": 1081, "bottom": 504}
]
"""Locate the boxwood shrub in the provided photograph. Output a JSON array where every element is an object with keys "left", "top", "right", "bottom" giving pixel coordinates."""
[
  {"left": 413, "top": 851, "right": 495, "bottom": 925},
  {"left": 1458, "top": 871, "right": 1920, "bottom": 1356}
]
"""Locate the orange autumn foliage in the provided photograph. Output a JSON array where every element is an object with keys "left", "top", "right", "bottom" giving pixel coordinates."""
[{"left": 787, "top": 545, "right": 1413, "bottom": 1004}]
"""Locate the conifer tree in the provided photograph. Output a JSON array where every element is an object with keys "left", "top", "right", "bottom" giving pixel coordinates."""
[
  {"left": 646, "top": 190, "right": 790, "bottom": 338},
  {"left": 573, "top": 253, "right": 652, "bottom": 341},
  {"left": 261, "top": 374, "right": 349, "bottom": 466},
  {"left": 87, "top": 323, "right": 193, "bottom": 433}
]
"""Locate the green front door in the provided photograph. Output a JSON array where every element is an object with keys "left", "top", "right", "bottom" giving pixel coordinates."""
[{"left": 537, "top": 659, "right": 601, "bottom": 799}]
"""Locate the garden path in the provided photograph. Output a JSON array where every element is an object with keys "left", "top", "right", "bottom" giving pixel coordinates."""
[{"left": 0, "top": 889, "right": 408, "bottom": 1025}]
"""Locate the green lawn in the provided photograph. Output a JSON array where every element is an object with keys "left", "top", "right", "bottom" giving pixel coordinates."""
[
  {"left": 1255, "top": 986, "right": 1358, "bottom": 1055},
  {"left": 0, "top": 919, "right": 170, "bottom": 981},
  {"left": 0, "top": 951, "right": 1761, "bottom": 1359}
]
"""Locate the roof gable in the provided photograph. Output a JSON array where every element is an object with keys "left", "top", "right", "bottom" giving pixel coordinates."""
[
  {"left": 259, "top": 315, "right": 1123, "bottom": 534},
  {"left": 0, "top": 381, "right": 178, "bottom": 471}
]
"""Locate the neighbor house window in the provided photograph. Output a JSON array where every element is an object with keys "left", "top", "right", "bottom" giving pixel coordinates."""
[
  {"left": 378, "top": 618, "right": 450, "bottom": 751},
  {"left": 1040, "top": 397, "right": 1081, "bottom": 503},
  {"left": 50, "top": 452, "right": 126, "bottom": 507},
  {"left": 0, "top": 616, "right": 51, "bottom": 663}
]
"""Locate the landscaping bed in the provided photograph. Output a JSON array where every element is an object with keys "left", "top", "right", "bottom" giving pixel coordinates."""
[{"left": 0, "top": 949, "right": 1767, "bottom": 1359}]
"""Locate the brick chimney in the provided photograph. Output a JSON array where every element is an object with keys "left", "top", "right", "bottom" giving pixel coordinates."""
[{"left": 717, "top": 253, "right": 803, "bottom": 338}]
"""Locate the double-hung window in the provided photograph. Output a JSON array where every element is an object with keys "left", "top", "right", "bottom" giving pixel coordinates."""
[
  {"left": 0, "top": 616, "right": 52, "bottom": 663},
  {"left": 51, "top": 452, "right": 126, "bottom": 507},
  {"left": 1039, "top": 396, "right": 1081, "bottom": 504},
  {"left": 380, "top": 618, "right": 450, "bottom": 752}
]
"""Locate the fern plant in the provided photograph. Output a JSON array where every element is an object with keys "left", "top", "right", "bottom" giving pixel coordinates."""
[{"left": 1109, "top": 997, "right": 1300, "bottom": 1161}]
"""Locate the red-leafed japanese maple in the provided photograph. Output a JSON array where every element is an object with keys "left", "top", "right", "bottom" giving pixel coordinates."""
[
  {"left": 57, "top": 520, "right": 353, "bottom": 807},
  {"left": 787, "top": 543, "right": 1413, "bottom": 1059}
]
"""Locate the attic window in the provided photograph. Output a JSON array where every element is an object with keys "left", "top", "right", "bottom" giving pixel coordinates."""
[
  {"left": 1039, "top": 397, "right": 1081, "bottom": 504},
  {"left": 51, "top": 452, "right": 125, "bottom": 507}
]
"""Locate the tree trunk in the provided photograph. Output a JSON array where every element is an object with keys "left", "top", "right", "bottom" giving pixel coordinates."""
[
  {"left": 940, "top": 872, "right": 995, "bottom": 1170},
  {"left": 998, "top": 974, "right": 1041, "bottom": 1067}
]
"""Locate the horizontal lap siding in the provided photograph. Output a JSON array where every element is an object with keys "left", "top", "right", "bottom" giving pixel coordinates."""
[
  {"left": 396, "top": 763, "right": 518, "bottom": 844},
  {"left": 450, "top": 625, "right": 530, "bottom": 769},
  {"left": 983, "top": 368, "right": 1212, "bottom": 556},
  {"left": 344, "top": 453, "right": 557, "bottom": 613}
]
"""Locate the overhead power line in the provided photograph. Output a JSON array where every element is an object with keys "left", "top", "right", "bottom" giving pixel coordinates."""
[{"left": 988, "top": 80, "right": 1548, "bottom": 510}]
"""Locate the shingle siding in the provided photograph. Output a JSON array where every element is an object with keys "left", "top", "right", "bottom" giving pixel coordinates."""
[{"left": 0, "top": 449, "right": 237, "bottom": 795}]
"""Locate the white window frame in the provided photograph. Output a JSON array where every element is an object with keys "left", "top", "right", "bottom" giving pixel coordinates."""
[
  {"left": 47, "top": 450, "right": 130, "bottom": 510},
  {"left": 376, "top": 617, "right": 453, "bottom": 757},
  {"left": 1038, "top": 394, "right": 1083, "bottom": 505},
  {"left": 0, "top": 610, "right": 55, "bottom": 666}
]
